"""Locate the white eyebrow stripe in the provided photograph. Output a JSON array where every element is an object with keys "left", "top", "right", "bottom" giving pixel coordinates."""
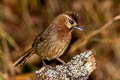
[{"left": 64, "top": 15, "right": 72, "bottom": 20}]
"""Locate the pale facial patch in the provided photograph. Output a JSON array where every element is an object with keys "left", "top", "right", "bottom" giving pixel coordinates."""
[{"left": 64, "top": 15, "right": 77, "bottom": 29}]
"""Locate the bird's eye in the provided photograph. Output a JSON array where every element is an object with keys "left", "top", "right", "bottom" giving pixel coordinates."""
[{"left": 69, "top": 20, "right": 74, "bottom": 25}]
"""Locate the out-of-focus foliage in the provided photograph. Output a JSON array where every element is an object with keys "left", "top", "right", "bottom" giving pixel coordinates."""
[{"left": 0, "top": 0, "right": 120, "bottom": 80}]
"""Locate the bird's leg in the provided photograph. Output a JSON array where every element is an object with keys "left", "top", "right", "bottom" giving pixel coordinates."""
[
  {"left": 42, "top": 60, "right": 47, "bottom": 66},
  {"left": 56, "top": 58, "right": 66, "bottom": 64},
  {"left": 42, "top": 60, "right": 51, "bottom": 68}
]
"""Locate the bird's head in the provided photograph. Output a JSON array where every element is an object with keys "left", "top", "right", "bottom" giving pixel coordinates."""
[
  {"left": 63, "top": 11, "right": 84, "bottom": 31},
  {"left": 53, "top": 11, "right": 83, "bottom": 32},
  {"left": 51, "top": 11, "right": 84, "bottom": 33}
]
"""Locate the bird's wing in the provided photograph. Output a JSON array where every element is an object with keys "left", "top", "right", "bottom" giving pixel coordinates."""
[
  {"left": 32, "top": 32, "right": 44, "bottom": 47},
  {"left": 32, "top": 30, "right": 50, "bottom": 47}
]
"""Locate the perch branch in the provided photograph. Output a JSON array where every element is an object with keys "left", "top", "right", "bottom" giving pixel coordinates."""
[{"left": 35, "top": 50, "right": 96, "bottom": 80}]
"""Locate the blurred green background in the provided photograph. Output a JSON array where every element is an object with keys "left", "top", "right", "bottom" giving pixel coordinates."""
[{"left": 0, "top": 0, "right": 120, "bottom": 80}]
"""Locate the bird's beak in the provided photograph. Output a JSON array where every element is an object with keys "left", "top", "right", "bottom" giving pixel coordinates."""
[{"left": 73, "top": 25, "right": 84, "bottom": 31}]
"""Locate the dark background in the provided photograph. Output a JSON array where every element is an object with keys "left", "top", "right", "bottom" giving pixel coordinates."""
[{"left": 0, "top": 0, "right": 120, "bottom": 80}]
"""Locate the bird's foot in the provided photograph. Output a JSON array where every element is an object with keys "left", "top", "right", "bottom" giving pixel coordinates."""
[
  {"left": 56, "top": 58, "right": 66, "bottom": 64},
  {"left": 42, "top": 60, "right": 51, "bottom": 68}
]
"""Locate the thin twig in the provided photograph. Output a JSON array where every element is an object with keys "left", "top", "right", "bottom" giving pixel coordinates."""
[{"left": 69, "top": 15, "right": 120, "bottom": 53}]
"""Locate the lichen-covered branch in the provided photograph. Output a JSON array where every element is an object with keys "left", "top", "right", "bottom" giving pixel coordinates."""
[{"left": 35, "top": 51, "right": 96, "bottom": 80}]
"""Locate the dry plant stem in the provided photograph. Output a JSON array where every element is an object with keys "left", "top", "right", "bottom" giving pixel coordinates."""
[
  {"left": 2, "top": 38, "right": 15, "bottom": 76},
  {"left": 0, "top": 22, "right": 21, "bottom": 51},
  {"left": 69, "top": 15, "right": 120, "bottom": 53},
  {"left": 35, "top": 51, "right": 96, "bottom": 80},
  {"left": 0, "top": 46, "right": 10, "bottom": 80}
]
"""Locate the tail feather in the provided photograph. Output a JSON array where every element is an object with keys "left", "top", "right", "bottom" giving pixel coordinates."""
[{"left": 13, "top": 48, "right": 34, "bottom": 67}]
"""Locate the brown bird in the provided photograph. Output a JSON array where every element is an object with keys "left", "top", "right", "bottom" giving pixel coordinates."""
[{"left": 13, "top": 11, "right": 84, "bottom": 67}]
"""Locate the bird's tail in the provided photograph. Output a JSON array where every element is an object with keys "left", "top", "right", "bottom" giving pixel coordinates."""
[{"left": 13, "top": 48, "right": 34, "bottom": 67}]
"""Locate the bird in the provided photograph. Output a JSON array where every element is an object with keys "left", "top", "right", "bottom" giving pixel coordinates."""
[{"left": 13, "top": 11, "right": 84, "bottom": 67}]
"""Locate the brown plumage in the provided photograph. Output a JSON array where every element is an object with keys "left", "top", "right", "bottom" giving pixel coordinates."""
[{"left": 14, "top": 11, "right": 84, "bottom": 67}]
